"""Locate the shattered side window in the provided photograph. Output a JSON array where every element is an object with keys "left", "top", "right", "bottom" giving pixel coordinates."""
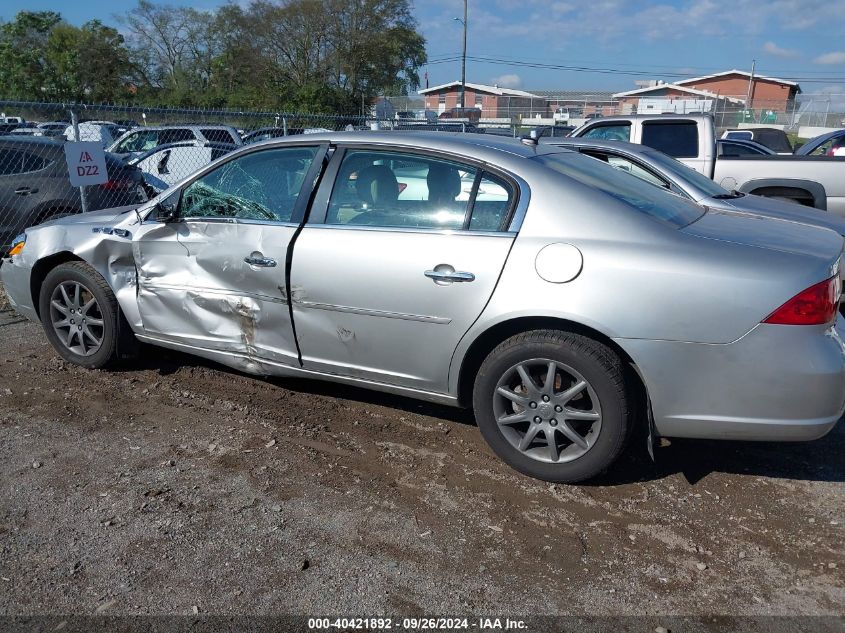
[{"left": 179, "top": 146, "right": 318, "bottom": 222}]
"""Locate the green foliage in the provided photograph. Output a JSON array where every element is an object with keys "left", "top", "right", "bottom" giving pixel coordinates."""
[
  {"left": 0, "top": 1, "right": 427, "bottom": 112},
  {"left": 0, "top": 12, "right": 133, "bottom": 102}
]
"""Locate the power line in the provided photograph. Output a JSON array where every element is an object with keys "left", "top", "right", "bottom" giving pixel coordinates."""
[{"left": 425, "top": 54, "right": 845, "bottom": 83}]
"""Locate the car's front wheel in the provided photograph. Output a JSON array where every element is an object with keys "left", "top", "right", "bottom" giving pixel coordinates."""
[
  {"left": 473, "top": 330, "right": 630, "bottom": 483},
  {"left": 39, "top": 262, "right": 123, "bottom": 369}
]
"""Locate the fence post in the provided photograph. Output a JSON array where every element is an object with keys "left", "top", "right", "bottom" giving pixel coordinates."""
[
  {"left": 283, "top": 117, "right": 288, "bottom": 136},
  {"left": 69, "top": 108, "right": 89, "bottom": 214}
]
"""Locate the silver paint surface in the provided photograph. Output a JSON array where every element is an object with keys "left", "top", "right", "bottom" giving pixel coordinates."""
[{"left": 3, "top": 131, "right": 844, "bottom": 442}]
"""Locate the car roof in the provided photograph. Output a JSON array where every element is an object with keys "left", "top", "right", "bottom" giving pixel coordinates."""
[
  {"left": 246, "top": 130, "right": 570, "bottom": 160},
  {"left": 540, "top": 136, "right": 651, "bottom": 154},
  {"left": 0, "top": 136, "right": 65, "bottom": 148}
]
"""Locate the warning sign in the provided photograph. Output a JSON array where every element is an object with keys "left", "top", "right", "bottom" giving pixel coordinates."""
[{"left": 64, "top": 142, "right": 109, "bottom": 187}]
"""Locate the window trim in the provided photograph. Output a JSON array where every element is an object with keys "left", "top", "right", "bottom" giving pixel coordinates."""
[{"left": 306, "top": 143, "right": 523, "bottom": 234}]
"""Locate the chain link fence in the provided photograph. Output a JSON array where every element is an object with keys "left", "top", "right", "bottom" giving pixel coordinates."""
[
  {"left": 0, "top": 101, "right": 399, "bottom": 251},
  {"left": 2, "top": 96, "right": 844, "bottom": 251}
]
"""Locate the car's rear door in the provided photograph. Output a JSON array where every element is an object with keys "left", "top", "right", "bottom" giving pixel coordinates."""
[
  {"left": 290, "top": 146, "right": 521, "bottom": 394},
  {"left": 133, "top": 143, "right": 328, "bottom": 367}
]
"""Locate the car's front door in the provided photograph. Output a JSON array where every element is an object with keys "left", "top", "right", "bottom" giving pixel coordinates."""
[
  {"left": 291, "top": 147, "right": 520, "bottom": 394},
  {"left": 133, "top": 144, "right": 326, "bottom": 367}
]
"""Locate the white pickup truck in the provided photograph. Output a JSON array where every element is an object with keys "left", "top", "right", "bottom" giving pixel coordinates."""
[{"left": 569, "top": 114, "right": 845, "bottom": 215}]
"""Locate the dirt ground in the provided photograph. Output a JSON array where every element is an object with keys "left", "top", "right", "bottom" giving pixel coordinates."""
[{"left": 0, "top": 282, "right": 843, "bottom": 619}]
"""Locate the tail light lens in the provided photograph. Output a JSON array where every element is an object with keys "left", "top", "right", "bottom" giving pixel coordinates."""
[
  {"left": 763, "top": 276, "right": 840, "bottom": 325},
  {"left": 101, "top": 178, "right": 134, "bottom": 191}
]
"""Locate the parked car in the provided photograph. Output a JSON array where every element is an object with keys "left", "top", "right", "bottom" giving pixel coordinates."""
[
  {"left": 570, "top": 114, "right": 845, "bottom": 213},
  {"left": 127, "top": 141, "right": 238, "bottom": 192},
  {"left": 795, "top": 129, "right": 845, "bottom": 156},
  {"left": 716, "top": 138, "right": 776, "bottom": 157},
  {"left": 527, "top": 125, "right": 574, "bottom": 139},
  {"left": 540, "top": 136, "right": 845, "bottom": 249},
  {"left": 0, "top": 137, "right": 147, "bottom": 250},
  {"left": 721, "top": 128, "right": 793, "bottom": 154},
  {"left": 438, "top": 107, "right": 481, "bottom": 123},
  {"left": 108, "top": 125, "right": 242, "bottom": 159},
  {"left": 36, "top": 122, "right": 70, "bottom": 139},
  {"left": 113, "top": 120, "right": 139, "bottom": 135},
  {"left": 63, "top": 121, "right": 122, "bottom": 148},
  {"left": 3, "top": 132, "right": 844, "bottom": 483},
  {"left": 242, "top": 127, "right": 305, "bottom": 144}
]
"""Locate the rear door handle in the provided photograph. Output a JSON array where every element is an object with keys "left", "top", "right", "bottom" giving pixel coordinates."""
[
  {"left": 14, "top": 187, "right": 38, "bottom": 195},
  {"left": 424, "top": 269, "right": 475, "bottom": 283},
  {"left": 244, "top": 256, "right": 277, "bottom": 268}
]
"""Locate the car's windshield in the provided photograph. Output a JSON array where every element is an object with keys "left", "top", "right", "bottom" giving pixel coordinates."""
[
  {"left": 641, "top": 149, "right": 729, "bottom": 198},
  {"left": 534, "top": 152, "right": 705, "bottom": 228}
]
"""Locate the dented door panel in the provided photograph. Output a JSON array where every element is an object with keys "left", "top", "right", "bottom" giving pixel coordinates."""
[
  {"left": 291, "top": 227, "right": 514, "bottom": 392},
  {"left": 134, "top": 220, "right": 298, "bottom": 367}
]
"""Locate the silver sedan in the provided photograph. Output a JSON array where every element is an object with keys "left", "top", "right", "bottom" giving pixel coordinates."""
[{"left": 2, "top": 132, "right": 844, "bottom": 483}]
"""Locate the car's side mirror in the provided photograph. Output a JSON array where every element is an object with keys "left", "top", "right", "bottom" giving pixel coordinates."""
[{"left": 150, "top": 189, "right": 181, "bottom": 223}]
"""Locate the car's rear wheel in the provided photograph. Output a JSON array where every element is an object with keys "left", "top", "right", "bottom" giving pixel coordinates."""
[
  {"left": 473, "top": 330, "right": 629, "bottom": 483},
  {"left": 38, "top": 262, "right": 123, "bottom": 369}
]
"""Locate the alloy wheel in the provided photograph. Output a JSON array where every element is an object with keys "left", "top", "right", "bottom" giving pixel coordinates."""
[
  {"left": 493, "top": 358, "right": 602, "bottom": 463},
  {"left": 49, "top": 281, "right": 104, "bottom": 357}
]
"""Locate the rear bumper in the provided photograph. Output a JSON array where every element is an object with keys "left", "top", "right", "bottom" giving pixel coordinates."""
[{"left": 619, "top": 318, "right": 845, "bottom": 442}]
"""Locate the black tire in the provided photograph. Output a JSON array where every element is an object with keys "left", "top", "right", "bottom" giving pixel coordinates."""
[
  {"left": 38, "top": 261, "right": 127, "bottom": 369},
  {"left": 473, "top": 330, "right": 630, "bottom": 483}
]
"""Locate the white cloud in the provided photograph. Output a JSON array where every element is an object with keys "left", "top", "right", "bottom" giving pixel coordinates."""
[
  {"left": 763, "top": 41, "right": 799, "bottom": 58},
  {"left": 814, "top": 52, "right": 845, "bottom": 65},
  {"left": 491, "top": 73, "right": 522, "bottom": 88}
]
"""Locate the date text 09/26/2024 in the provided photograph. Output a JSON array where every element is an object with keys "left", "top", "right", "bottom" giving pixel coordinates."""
[{"left": 307, "top": 617, "right": 528, "bottom": 630}]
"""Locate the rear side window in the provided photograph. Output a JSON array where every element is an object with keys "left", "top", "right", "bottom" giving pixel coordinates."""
[
  {"left": 719, "top": 141, "right": 765, "bottom": 157},
  {"left": 202, "top": 128, "right": 237, "bottom": 143},
  {"left": 21, "top": 152, "right": 49, "bottom": 173},
  {"left": 0, "top": 149, "right": 25, "bottom": 175},
  {"left": 535, "top": 152, "right": 704, "bottom": 228},
  {"left": 641, "top": 121, "right": 699, "bottom": 158},
  {"left": 324, "top": 150, "right": 514, "bottom": 231},
  {"left": 0, "top": 149, "right": 49, "bottom": 175},
  {"left": 159, "top": 128, "right": 195, "bottom": 144},
  {"left": 580, "top": 123, "right": 631, "bottom": 142},
  {"left": 725, "top": 131, "right": 752, "bottom": 141}
]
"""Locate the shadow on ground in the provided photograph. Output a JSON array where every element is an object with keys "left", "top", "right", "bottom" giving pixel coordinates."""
[{"left": 127, "top": 344, "right": 845, "bottom": 488}]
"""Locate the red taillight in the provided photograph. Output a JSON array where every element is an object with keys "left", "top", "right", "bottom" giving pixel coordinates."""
[
  {"left": 763, "top": 277, "right": 840, "bottom": 325},
  {"left": 101, "top": 179, "right": 133, "bottom": 191}
]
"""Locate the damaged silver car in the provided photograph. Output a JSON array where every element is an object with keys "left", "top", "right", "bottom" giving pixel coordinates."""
[{"left": 3, "top": 132, "right": 845, "bottom": 483}]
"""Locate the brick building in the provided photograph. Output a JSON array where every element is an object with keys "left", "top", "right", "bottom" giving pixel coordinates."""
[
  {"left": 675, "top": 69, "right": 800, "bottom": 111},
  {"left": 418, "top": 81, "right": 542, "bottom": 118}
]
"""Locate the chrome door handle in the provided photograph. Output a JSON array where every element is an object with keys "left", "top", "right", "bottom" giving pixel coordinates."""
[
  {"left": 424, "top": 269, "right": 475, "bottom": 283},
  {"left": 14, "top": 187, "right": 37, "bottom": 195},
  {"left": 244, "top": 256, "right": 277, "bottom": 267}
]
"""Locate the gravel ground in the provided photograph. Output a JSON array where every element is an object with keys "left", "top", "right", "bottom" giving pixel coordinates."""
[{"left": 0, "top": 282, "right": 843, "bottom": 618}]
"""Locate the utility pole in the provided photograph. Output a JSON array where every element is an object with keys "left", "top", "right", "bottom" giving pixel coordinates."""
[
  {"left": 745, "top": 59, "right": 756, "bottom": 110},
  {"left": 454, "top": 0, "right": 468, "bottom": 108}
]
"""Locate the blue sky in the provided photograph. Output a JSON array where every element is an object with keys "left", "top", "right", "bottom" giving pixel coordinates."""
[{"left": 3, "top": 0, "right": 845, "bottom": 94}]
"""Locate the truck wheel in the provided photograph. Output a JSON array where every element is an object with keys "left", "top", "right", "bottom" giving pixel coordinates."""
[
  {"left": 38, "top": 262, "right": 126, "bottom": 369},
  {"left": 473, "top": 330, "right": 630, "bottom": 483}
]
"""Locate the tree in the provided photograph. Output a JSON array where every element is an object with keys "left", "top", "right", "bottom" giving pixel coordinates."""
[
  {"left": 0, "top": 11, "right": 62, "bottom": 99},
  {"left": 0, "top": 12, "right": 132, "bottom": 102}
]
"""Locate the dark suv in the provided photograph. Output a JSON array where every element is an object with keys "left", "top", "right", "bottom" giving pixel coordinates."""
[{"left": 0, "top": 137, "right": 147, "bottom": 251}]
